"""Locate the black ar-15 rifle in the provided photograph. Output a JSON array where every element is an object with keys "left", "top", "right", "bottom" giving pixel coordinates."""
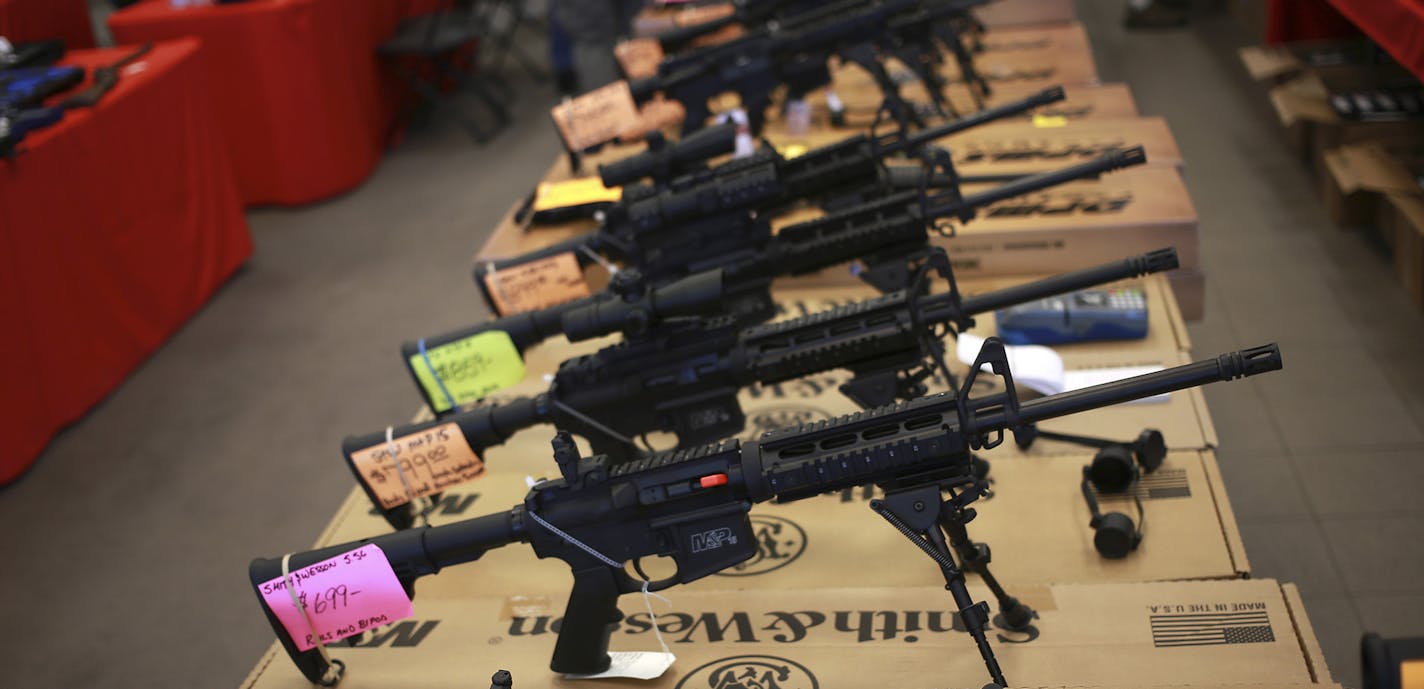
[
  {"left": 628, "top": 0, "right": 932, "bottom": 135},
  {"left": 478, "top": 85, "right": 1070, "bottom": 316},
  {"left": 453, "top": 144, "right": 1139, "bottom": 386},
  {"left": 376, "top": 245, "right": 1176, "bottom": 528},
  {"left": 629, "top": 0, "right": 996, "bottom": 135},
  {"left": 648, "top": 0, "right": 990, "bottom": 127},
  {"left": 876, "top": 0, "right": 992, "bottom": 120},
  {"left": 254, "top": 340, "right": 1284, "bottom": 686},
  {"left": 523, "top": 124, "right": 743, "bottom": 226}
]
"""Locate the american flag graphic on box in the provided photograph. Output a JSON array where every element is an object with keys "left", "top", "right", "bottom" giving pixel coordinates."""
[{"left": 1150, "top": 609, "right": 1275, "bottom": 647}]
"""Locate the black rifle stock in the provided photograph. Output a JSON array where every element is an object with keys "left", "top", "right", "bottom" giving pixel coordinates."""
[
  {"left": 368, "top": 244, "right": 1173, "bottom": 530},
  {"left": 256, "top": 341, "right": 1284, "bottom": 684},
  {"left": 405, "top": 270, "right": 725, "bottom": 412}
]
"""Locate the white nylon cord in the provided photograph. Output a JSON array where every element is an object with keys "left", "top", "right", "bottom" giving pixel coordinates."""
[
  {"left": 386, "top": 426, "right": 431, "bottom": 526},
  {"left": 282, "top": 553, "right": 342, "bottom": 685},
  {"left": 525, "top": 509, "right": 672, "bottom": 653}
]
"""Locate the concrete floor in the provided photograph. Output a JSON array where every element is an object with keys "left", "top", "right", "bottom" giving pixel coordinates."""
[
  {"left": 3, "top": 4, "right": 1422, "bottom": 689},
  {"left": 1077, "top": 3, "right": 1424, "bottom": 688}
]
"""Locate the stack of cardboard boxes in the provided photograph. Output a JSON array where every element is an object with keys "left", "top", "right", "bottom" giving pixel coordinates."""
[
  {"left": 239, "top": 4, "right": 1340, "bottom": 688},
  {"left": 1243, "top": 41, "right": 1424, "bottom": 308}
]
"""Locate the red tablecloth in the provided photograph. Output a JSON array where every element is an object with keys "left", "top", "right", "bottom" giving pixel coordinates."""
[
  {"left": 108, "top": 0, "right": 414, "bottom": 207},
  {"left": 0, "top": 39, "right": 252, "bottom": 484},
  {"left": 0, "top": 0, "right": 95, "bottom": 50},
  {"left": 1269, "top": 0, "right": 1424, "bottom": 83}
]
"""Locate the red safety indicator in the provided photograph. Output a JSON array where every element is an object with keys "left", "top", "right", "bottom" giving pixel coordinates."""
[{"left": 698, "top": 474, "right": 728, "bottom": 489}]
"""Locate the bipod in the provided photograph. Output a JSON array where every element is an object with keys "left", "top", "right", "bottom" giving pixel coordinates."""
[{"left": 870, "top": 477, "right": 1031, "bottom": 688}]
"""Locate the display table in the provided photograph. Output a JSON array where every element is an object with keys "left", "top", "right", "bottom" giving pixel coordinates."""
[
  {"left": 107, "top": 0, "right": 417, "bottom": 207},
  {"left": 0, "top": 0, "right": 95, "bottom": 50},
  {"left": 0, "top": 39, "right": 252, "bottom": 484}
]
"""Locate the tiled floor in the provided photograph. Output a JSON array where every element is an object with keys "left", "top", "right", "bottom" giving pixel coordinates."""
[
  {"left": 1, "top": 5, "right": 1420, "bottom": 689},
  {"left": 1076, "top": 4, "right": 1424, "bottom": 687}
]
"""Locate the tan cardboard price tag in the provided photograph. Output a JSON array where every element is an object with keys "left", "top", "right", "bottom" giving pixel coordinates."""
[
  {"left": 349, "top": 423, "right": 485, "bottom": 510},
  {"left": 615, "top": 38, "right": 665, "bottom": 80},
  {"left": 481, "top": 251, "right": 592, "bottom": 316},
  {"left": 551, "top": 81, "right": 641, "bottom": 152}
]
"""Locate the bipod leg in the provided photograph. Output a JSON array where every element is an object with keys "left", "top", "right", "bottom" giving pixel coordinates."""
[
  {"left": 940, "top": 492, "right": 1035, "bottom": 630},
  {"left": 871, "top": 484, "right": 1007, "bottom": 687}
]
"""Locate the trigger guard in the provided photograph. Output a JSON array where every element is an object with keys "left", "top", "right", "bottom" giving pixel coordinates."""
[{"left": 627, "top": 557, "right": 679, "bottom": 593}]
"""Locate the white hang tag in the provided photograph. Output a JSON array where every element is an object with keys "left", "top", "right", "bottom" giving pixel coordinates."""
[
  {"left": 716, "top": 109, "right": 754, "bottom": 158},
  {"left": 563, "top": 651, "right": 676, "bottom": 681}
]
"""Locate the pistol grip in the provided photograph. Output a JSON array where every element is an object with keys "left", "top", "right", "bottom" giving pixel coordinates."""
[{"left": 549, "top": 566, "right": 624, "bottom": 674}]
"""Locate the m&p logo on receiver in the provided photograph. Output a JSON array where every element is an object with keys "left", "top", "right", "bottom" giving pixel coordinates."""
[
  {"left": 716, "top": 515, "right": 807, "bottom": 576},
  {"left": 674, "top": 655, "right": 818, "bottom": 689}
]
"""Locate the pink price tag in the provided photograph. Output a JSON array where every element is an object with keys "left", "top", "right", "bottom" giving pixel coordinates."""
[{"left": 257, "top": 544, "right": 414, "bottom": 652}]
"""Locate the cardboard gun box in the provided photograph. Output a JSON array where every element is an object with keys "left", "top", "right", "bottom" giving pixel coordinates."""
[
  {"left": 239, "top": 579, "right": 1333, "bottom": 689},
  {"left": 762, "top": 276, "right": 1193, "bottom": 355},
  {"left": 476, "top": 163, "right": 1200, "bottom": 286},
  {"left": 1240, "top": 41, "right": 1402, "bottom": 87},
  {"left": 764, "top": 116, "right": 1183, "bottom": 176},
  {"left": 1382, "top": 196, "right": 1424, "bottom": 311},
  {"left": 974, "top": 0, "right": 1075, "bottom": 27},
  {"left": 803, "top": 38, "right": 1100, "bottom": 124},
  {"left": 977, "top": 21, "right": 1091, "bottom": 56},
  {"left": 761, "top": 81, "right": 1141, "bottom": 135},
  {"left": 1319, "top": 141, "right": 1424, "bottom": 228},
  {"left": 767, "top": 167, "right": 1200, "bottom": 312},
  {"left": 1264, "top": 62, "right": 1424, "bottom": 172},
  {"left": 1316, "top": 141, "right": 1424, "bottom": 309},
  {"left": 312, "top": 445, "right": 1246, "bottom": 602},
  {"left": 486, "top": 334, "right": 1218, "bottom": 486},
  {"left": 512, "top": 273, "right": 1192, "bottom": 378},
  {"left": 841, "top": 22, "right": 1100, "bottom": 87},
  {"left": 316, "top": 342, "right": 1227, "bottom": 602}
]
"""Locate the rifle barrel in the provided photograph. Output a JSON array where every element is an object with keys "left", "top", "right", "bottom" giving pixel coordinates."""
[
  {"left": 930, "top": 146, "right": 1147, "bottom": 218},
  {"left": 892, "top": 85, "right": 1066, "bottom": 154},
  {"left": 955, "top": 248, "right": 1178, "bottom": 315},
  {"left": 976, "top": 345, "right": 1283, "bottom": 430}
]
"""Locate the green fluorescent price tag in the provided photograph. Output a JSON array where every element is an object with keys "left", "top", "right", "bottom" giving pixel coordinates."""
[{"left": 409, "top": 331, "right": 526, "bottom": 412}]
